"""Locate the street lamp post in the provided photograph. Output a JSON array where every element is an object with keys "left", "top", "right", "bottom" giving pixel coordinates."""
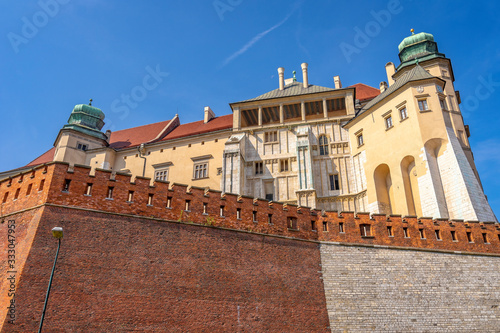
[{"left": 38, "top": 227, "right": 63, "bottom": 333}]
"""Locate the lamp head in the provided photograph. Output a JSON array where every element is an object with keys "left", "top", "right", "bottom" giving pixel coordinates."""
[{"left": 52, "top": 227, "right": 63, "bottom": 239}]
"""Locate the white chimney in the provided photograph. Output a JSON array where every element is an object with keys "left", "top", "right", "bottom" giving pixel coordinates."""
[
  {"left": 204, "top": 106, "right": 215, "bottom": 123},
  {"left": 301, "top": 63, "right": 309, "bottom": 88},
  {"left": 278, "top": 67, "right": 285, "bottom": 90},
  {"left": 385, "top": 62, "right": 396, "bottom": 86},
  {"left": 379, "top": 81, "right": 388, "bottom": 93},
  {"left": 333, "top": 75, "right": 342, "bottom": 89}
]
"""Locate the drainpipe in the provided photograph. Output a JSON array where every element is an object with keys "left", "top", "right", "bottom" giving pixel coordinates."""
[{"left": 138, "top": 144, "right": 147, "bottom": 177}]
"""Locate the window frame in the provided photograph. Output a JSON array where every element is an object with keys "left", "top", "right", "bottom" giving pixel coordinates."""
[
  {"left": 417, "top": 99, "right": 429, "bottom": 112},
  {"left": 264, "top": 131, "right": 278, "bottom": 143},
  {"left": 356, "top": 133, "right": 364, "bottom": 147},
  {"left": 329, "top": 174, "right": 339, "bottom": 191},
  {"left": 154, "top": 168, "right": 169, "bottom": 182},
  {"left": 193, "top": 162, "right": 209, "bottom": 180},
  {"left": 399, "top": 106, "right": 408, "bottom": 121},
  {"left": 318, "top": 135, "right": 329, "bottom": 156},
  {"left": 384, "top": 115, "right": 393, "bottom": 129}
]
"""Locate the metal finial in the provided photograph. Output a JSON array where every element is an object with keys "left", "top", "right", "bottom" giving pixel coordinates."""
[
  {"left": 292, "top": 70, "right": 297, "bottom": 82},
  {"left": 89, "top": 98, "right": 93, "bottom": 106},
  {"left": 410, "top": 28, "right": 415, "bottom": 35}
]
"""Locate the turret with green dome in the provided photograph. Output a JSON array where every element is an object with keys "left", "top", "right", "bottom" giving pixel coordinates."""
[
  {"left": 62, "top": 100, "right": 108, "bottom": 141},
  {"left": 396, "top": 29, "right": 445, "bottom": 70}
]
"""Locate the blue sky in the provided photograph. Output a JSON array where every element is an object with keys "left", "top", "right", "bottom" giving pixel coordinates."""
[{"left": 1, "top": 0, "right": 500, "bottom": 216}]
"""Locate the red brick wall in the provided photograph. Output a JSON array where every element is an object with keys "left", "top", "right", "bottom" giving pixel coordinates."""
[{"left": 3, "top": 206, "right": 330, "bottom": 332}]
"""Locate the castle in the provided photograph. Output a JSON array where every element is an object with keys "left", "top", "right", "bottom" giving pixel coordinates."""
[{"left": 1, "top": 31, "right": 499, "bottom": 332}]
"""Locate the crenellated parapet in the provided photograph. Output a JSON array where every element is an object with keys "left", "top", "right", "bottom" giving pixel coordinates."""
[{"left": 1, "top": 162, "right": 499, "bottom": 254}]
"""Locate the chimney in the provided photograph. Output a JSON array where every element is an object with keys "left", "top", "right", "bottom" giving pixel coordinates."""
[
  {"left": 204, "top": 106, "right": 215, "bottom": 123},
  {"left": 333, "top": 75, "right": 342, "bottom": 89},
  {"left": 385, "top": 62, "right": 396, "bottom": 86},
  {"left": 278, "top": 67, "right": 285, "bottom": 90},
  {"left": 379, "top": 81, "right": 388, "bottom": 93},
  {"left": 301, "top": 63, "right": 309, "bottom": 88}
]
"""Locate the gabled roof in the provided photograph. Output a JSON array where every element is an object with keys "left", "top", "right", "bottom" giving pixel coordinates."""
[
  {"left": 354, "top": 65, "right": 438, "bottom": 118},
  {"left": 26, "top": 147, "right": 56, "bottom": 167},
  {"left": 108, "top": 119, "right": 174, "bottom": 149},
  {"left": 235, "top": 82, "right": 337, "bottom": 103},
  {"left": 349, "top": 83, "right": 380, "bottom": 101},
  {"left": 160, "top": 114, "right": 233, "bottom": 142}
]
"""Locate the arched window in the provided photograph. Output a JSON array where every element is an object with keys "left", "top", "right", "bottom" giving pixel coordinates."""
[{"left": 319, "top": 135, "right": 329, "bottom": 155}]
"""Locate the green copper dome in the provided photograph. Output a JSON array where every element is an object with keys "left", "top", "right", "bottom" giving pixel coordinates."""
[
  {"left": 62, "top": 103, "right": 107, "bottom": 140},
  {"left": 398, "top": 31, "right": 434, "bottom": 53},
  {"left": 396, "top": 30, "right": 445, "bottom": 71}
]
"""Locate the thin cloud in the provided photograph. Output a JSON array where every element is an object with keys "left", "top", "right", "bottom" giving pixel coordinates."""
[{"left": 220, "top": 1, "right": 302, "bottom": 68}]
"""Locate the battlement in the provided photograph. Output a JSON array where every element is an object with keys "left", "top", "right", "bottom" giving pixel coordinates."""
[{"left": 1, "top": 162, "right": 499, "bottom": 254}]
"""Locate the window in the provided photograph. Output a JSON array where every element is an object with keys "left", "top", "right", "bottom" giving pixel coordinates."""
[
  {"left": 26, "top": 184, "right": 33, "bottom": 196},
  {"left": 399, "top": 107, "right": 408, "bottom": 120},
  {"left": 339, "top": 222, "right": 344, "bottom": 233},
  {"left": 107, "top": 186, "right": 114, "bottom": 199},
  {"left": 63, "top": 179, "right": 71, "bottom": 192},
  {"left": 435, "top": 230, "right": 441, "bottom": 241},
  {"left": 77, "top": 142, "right": 88, "bottom": 151},
  {"left": 128, "top": 191, "right": 134, "bottom": 202},
  {"left": 265, "top": 193, "right": 273, "bottom": 201},
  {"left": 264, "top": 131, "right": 278, "bottom": 143},
  {"left": 311, "top": 220, "right": 317, "bottom": 231},
  {"left": 148, "top": 194, "right": 154, "bottom": 206},
  {"left": 155, "top": 169, "right": 169, "bottom": 181},
  {"left": 39, "top": 179, "right": 45, "bottom": 192},
  {"left": 185, "top": 200, "right": 190, "bottom": 211},
  {"left": 466, "top": 231, "right": 473, "bottom": 243},
  {"left": 418, "top": 99, "right": 429, "bottom": 111},
  {"left": 419, "top": 228, "right": 425, "bottom": 239},
  {"left": 268, "top": 213, "right": 273, "bottom": 224},
  {"left": 482, "top": 233, "right": 489, "bottom": 244},
  {"left": 203, "top": 203, "right": 208, "bottom": 214},
  {"left": 220, "top": 206, "right": 225, "bottom": 217},
  {"left": 280, "top": 159, "right": 289, "bottom": 172},
  {"left": 85, "top": 183, "right": 93, "bottom": 196},
  {"left": 14, "top": 188, "right": 20, "bottom": 200},
  {"left": 323, "top": 221, "right": 328, "bottom": 232},
  {"left": 319, "top": 135, "right": 329, "bottom": 155},
  {"left": 360, "top": 224, "right": 371, "bottom": 237},
  {"left": 451, "top": 230, "right": 457, "bottom": 241},
  {"left": 329, "top": 174, "right": 339, "bottom": 191},
  {"left": 288, "top": 217, "right": 298, "bottom": 230},
  {"left": 194, "top": 162, "right": 208, "bottom": 179},
  {"left": 357, "top": 133, "right": 364, "bottom": 147},
  {"left": 385, "top": 115, "right": 393, "bottom": 129},
  {"left": 387, "top": 226, "right": 393, "bottom": 237},
  {"left": 237, "top": 208, "right": 241, "bottom": 219},
  {"left": 166, "top": 197, "right": 172, "bottom": 208},
  {"left": 439, "top": 98, "right": 448, "bottom": 110},
  {"left": 403, "top": 227, "right": 409, "bottom": 238},
  {"left": 255, "top": 162, "right": 264, "bottom": 175},
  {"left": 2, "top": 192, "right": 8, "bottom": 203},
  {"left": 252, "top": 211, "right": 257, "bottom": 222}
]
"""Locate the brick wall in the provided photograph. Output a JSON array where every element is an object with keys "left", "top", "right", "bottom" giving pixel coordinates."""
[{"left": 2, "top": 206, "right": 329, "bottom": 332}]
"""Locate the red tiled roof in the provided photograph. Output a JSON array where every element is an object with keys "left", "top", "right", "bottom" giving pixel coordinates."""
[
  {"left": 108, "top": 119, "right": 173, "bottom": 149},
  {"left": 350, "top": 83, "right": 380, "bottom": 101},
  {"left": 26, "top": 147, "right": 56, "bottom": 167},
  {"left": 160, "top": 114, "right": 233, "bottom": 142}
]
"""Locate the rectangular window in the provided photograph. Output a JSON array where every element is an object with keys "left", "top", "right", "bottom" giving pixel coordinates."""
[
  {"left": 385, "top": 115, "right": 393, "bottom": 129},
  {"left": 466, "top": 231, "right": 473, "bottom": 243},
  {"left": 63, "top": 179, "right": 71, "bottom": 192},
  {"left": 237, "top": 208, "right": 241, "bottom": 219},
  {"left": 399, "top": 107, "right": 408, "bottom": 120},
  {"left": 403, "top": 227, "right": 409, "bottom": 238},
  {"left": 39, "top": 179, "right": 45, "bottom": 192},
  {"left": 2, "top": 192, "right": 8, "bottom": 203},
  {"left": 311, "top": 220, "right": 317, "bottom": 231},
  {"left": 154, "top": 169, "right": 169, "bottom": 181},
  {"left": 14, "top": 188, "right": 20, "bottom": 200},
  {"left": 451, "top": 230, "right": 457, "bottom": 241},
  {"left": 323, "top": 221, "right": 328, "bottom": 232},
  {"left": 252, "top": 211, "right": 257, "bottom": 222},
  {"left": 203, "top": 202, "right": 208, "bottom": 214},
  {"left": 185, "top": 200, "right": 190, "bottom": 211},
  {"left": 288, "top": 217, "right": 298, "bottom": 230},
  {"left": 166, "top": 197, "right": 172, "bottom": 208},
  {"left": 128, "top": 191, "right": 134, "bottom": 202},
  {"left": 418, "top": 99, "right": 429, "bottom": 111},
  {"left": 85, "top": 183, "right": 93, "bottom": 196},
  {"left": 148, "top": 194, "right": 154, "bottom": 206},
  {"left": 329, "top": 174, "right": 339, "bottom": 191},
  {"left": 264, "top": 131, "right": 278, "bottom": 143},
  {"left": 360, "top": 224, "right": 371, "bottom": 237},
  {"left": 255, "top": 162, "right": 263, "bottom": 175},
  {"left": 107, "top": 186, "right": 114, "bottom": 199},
  {"left": 439, "top": 98, "right": 448, "bottom": 110},
  {"left": 357, "top": 133, "right": 364, "bottom": 146},
  {"left": 419, "top": 228, "right": 425, "bottom": 239},
  {"left": 339, "top": 222, "right": 344, "bottom": 233},
  {"left": 268, "top": 213, "right": 273, "bottom": 224},
  {"left": 482, "top": 233, "right": 489, "bottom": 244},
  {"left": 77, "top": 142, "right": 88, "bottom": 151},
  {"left": 280, "top": 159, "right": 289, "bottom": 172},
  {"left": 26, "top": 183, "right": 33, "bottom": 196},
  {"left": 435, "top": 230, "right": 441, "bottom": 241},
  {"left": 194, "top": 162, "right": 208, "bottom": 179},
  {"left": 387, "top": 226, "right": 393, "bottom": 237},
  {"left": 220, "top": 206, "right": 225, "bottom": 217}
]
